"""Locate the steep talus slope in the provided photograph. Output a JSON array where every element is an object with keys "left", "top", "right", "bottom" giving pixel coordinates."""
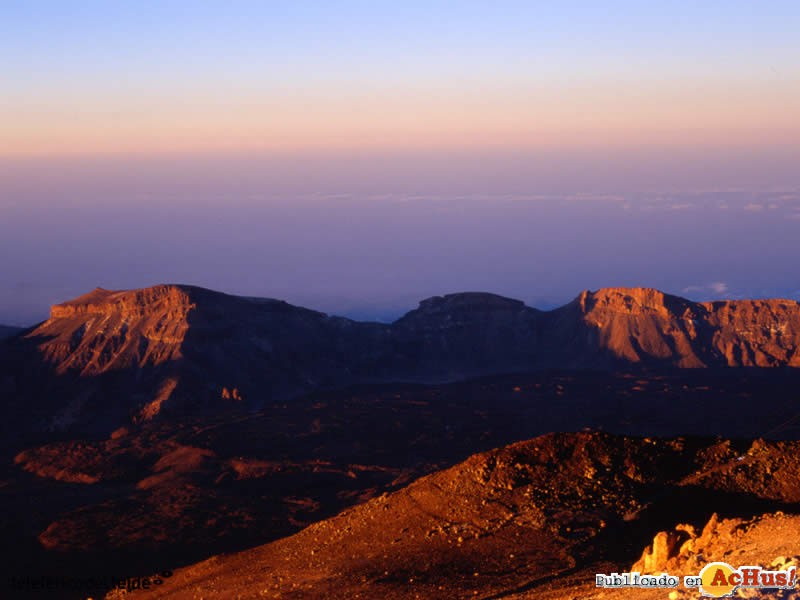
[
  {"left": 116, "top": 432, "right": 800, "bottom": 600},
  {"left": 3, "top": 284, "right": 800, "bottom": 436}
]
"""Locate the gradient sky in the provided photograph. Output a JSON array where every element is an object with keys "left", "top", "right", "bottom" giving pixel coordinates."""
[
  {"left": 1, "top": 1, "right": 799, "bottom": 324},
  {"left": 4, "top": 1, "right": 800, "bottom": 154}
]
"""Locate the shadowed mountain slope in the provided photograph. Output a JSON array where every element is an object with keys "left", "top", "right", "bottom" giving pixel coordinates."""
[
  {"left": 2, "top": 284, "right": 800, "bottom": 436},
  {"left": 0, "top": 324, "right": 22, "bottom": 340}
]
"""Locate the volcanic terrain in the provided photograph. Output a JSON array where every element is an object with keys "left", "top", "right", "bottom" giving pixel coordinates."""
[
  {"left": 3, "top": 284, "right": 800, "bottom": 438},
  {"left": 1, "top": 284, "right": 799, "bottom": 599},
  {"left": 110, "top": 432, "right": 800, "bottom": 600}
]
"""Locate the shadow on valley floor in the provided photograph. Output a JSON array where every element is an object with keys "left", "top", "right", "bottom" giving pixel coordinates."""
[{"left": 2, "top": 369, "right": 800, "bottom": 598}]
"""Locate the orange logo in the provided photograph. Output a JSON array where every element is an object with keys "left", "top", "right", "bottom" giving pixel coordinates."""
[{"left": 698, "top": 562, "right": 797, "bottom": 598}]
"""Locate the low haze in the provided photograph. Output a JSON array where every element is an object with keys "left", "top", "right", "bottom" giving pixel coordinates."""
[{"left": 2, "top": 153, "right": 799, "bottom": 325}]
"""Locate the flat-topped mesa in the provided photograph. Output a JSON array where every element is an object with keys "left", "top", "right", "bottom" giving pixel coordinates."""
[
  {"left": 421, "top": 291, "right": 526, "bottom": 310},
  {"left": 32, "top": 285, "right": 201, "bottom": 378},
  {"left": 575, "top": 287, "right": 698, "bottom": 317},
  {"left": 398, "top": 292, "right": 530, "bottom": 322},
  {"left": 700, "top": 297, "right": 800, "bottom": 325},
  {"left": 581, "top": 287, "right": 800, "bottom": 319},
  {"left": 570, "top": 287, "right": 800, "bottom": 367},
  {"left": 49, "top": 285, "right": 196, "bottom": 320}
]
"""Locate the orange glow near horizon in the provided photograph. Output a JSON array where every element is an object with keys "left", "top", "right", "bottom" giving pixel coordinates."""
[{"left": 4, "top": 78, "right": 800, "bottom": 157}]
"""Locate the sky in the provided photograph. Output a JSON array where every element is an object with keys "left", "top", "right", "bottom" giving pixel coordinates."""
[{"left": 1, "top": 1, "right": 799, "bottom": 325}]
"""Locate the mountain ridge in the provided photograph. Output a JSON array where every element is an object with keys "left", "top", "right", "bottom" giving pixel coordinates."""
[
  {"left": 0, "top": 324, "right": 22, "bottom": 340},
  {"left": 45, "top": 283, "right": 800, "bottom": 322},
  {"left": 3, "top": 284, "right": 800, "bottom": 435}
]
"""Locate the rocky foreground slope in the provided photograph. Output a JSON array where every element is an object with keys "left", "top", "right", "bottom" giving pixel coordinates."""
[
  {"left": 4, "top": 369, "right": 799, "bottom": 600},
  {"left": 109, "top": 431, "right": 800, "bottom": 600},
  {"left": 2, "top": 284, "right": 800, "bottom": 435}
]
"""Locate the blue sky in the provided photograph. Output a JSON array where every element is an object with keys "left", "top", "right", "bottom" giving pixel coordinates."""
[{"left": 4, "top": 1, "right": 798, "bottom": 154}]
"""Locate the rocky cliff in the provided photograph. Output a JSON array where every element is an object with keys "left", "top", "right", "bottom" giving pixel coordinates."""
[
  {"left": 565, "top": 287, "right": 800, "bottom": 368},
  {"left": 2, "top": 284, "right": 800, "bottom": 434}
]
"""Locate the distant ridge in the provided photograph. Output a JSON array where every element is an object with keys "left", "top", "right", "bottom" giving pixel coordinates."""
[
  {"left": 2, "top": 284, "right": 800, "bottom": 434},
  {"left": 0, "top": 324, "right": 22, "bottom": 340}
]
